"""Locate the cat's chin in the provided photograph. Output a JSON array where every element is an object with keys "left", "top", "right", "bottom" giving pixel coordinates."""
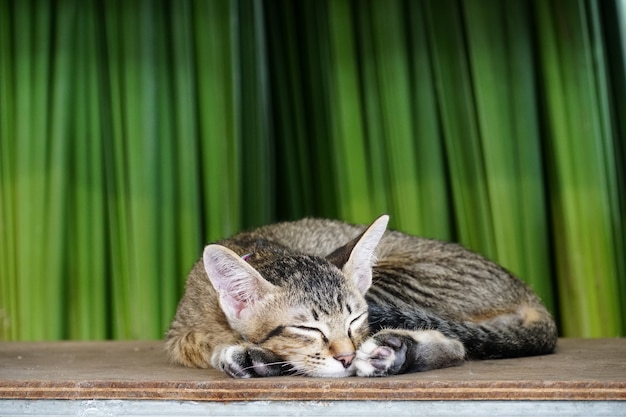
[{"left": 304, "top": 366, "right": 356, "bottom": 378}]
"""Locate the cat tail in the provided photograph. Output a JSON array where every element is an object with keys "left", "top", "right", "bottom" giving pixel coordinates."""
[{"left": 367, "top": 304, "right": 558, "bottom": 359}]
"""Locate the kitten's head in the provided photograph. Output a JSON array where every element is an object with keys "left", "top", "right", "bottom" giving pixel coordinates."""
[{"left": 203, "top": 215, "right": 389, "bottom": 377}]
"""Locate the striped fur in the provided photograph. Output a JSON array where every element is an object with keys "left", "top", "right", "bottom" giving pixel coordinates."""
[{"left": 166, "top": 216, "right": 557, "bottom": 378}]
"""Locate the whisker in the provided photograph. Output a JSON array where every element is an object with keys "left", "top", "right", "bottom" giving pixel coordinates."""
[
  {"left": 238, "top": 360, "right": 289, "bottom": 373},
  {"left": 234, "top": 358, "right": 309, "bottom": 377}
]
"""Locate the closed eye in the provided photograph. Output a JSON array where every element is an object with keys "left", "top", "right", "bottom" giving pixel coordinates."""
[
  {"left": 350, "top": 312, "right": 367, "bottom": 326},
  {"left": 348, "top": 312, "right": 368, "bottom": 337},
  {"left": 290, "top": 326, "right": 329, "bottom": 343}
]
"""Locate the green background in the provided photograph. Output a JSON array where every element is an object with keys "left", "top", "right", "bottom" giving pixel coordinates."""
[{"left": 1, "top": 0, "right": 624, "bottom": 340}]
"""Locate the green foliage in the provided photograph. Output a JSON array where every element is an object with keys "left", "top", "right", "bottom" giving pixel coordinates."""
[{"left": 0, "top": 0, "right": 624, "bottom": 340}]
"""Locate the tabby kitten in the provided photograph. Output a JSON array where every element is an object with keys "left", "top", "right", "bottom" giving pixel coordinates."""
[{"left": 166, "top": 215, "right": 557, "bottom": 378}]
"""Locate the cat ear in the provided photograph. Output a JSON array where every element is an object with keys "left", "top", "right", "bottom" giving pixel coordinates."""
[
  {"left": 327, "top": 214, "right": 389, "bottom": 294},
  {"left": 203, "top": 244, "right": 275, "bottom": 321}
]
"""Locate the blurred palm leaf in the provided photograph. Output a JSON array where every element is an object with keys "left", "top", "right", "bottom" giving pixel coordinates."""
[{"left": 0, "top": 0, "right": 623, "bottom": 340}]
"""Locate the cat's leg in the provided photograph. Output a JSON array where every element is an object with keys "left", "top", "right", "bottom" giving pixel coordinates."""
[
  {"left": 353, "top": 329, "right": 465, "bottom": 377},
  {"left": 165, "top": 330, "right": 216, "bottom": 369},
  {"left": 166, "top": 330, "right": 288, "bottom": 378},
  {"left": 212, "top": 343, "right": 291, "bottom": 378}
]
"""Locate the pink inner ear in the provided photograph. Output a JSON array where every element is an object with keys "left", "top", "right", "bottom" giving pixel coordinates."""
[
  {"left": 217, "top": 277, "right": 257, "bottom": 320},
  {"left": 227, "top": 297, "right": 248, "bottom": 319},
  {"left": 216, "top": 283, "right": 255, "bottom": 321}
]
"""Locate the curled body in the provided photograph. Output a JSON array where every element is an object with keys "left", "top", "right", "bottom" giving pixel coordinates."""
[{"left": 165, "top": 215, "right": 557, "bottom": 378}]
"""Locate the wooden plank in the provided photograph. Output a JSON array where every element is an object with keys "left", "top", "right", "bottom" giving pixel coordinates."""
[{"left": 0, "top": 339, "right": 624, "bottom": 401}]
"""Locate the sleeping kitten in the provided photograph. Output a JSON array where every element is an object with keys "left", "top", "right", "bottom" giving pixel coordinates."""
[{"left": 165, "top": 215, "right": 557, "bottom": 378}]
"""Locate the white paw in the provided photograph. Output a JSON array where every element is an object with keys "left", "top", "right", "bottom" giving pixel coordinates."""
[
  {"left": 212, "top": 345, "right": 250, "bottom": 378},
  {"left": 354, "top": 338, "right": 399, "bottom": 377},
  {"left": 212, "top": 344, "right": 287, "bottom": 378},
  {"left": 354, "top": 330, "right": 465, "bottom": 377}
]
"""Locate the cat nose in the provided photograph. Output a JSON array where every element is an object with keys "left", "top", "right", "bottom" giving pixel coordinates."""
[
  {"left": 330, "top": 338, "right": 355, "bottom": 368},
  {"left": 333, "top": 352, "right": 355, "bottom": 368}
]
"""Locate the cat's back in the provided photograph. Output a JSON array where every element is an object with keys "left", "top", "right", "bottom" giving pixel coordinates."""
[
  {"left": 228, "top": 217, "right": 449, "bottom": 259},
  {"left": 229, "top": 217, "right": 365, "bottom": 256},
  {"left": 241, "top": 218, "right": 536, "bottom": 315}
]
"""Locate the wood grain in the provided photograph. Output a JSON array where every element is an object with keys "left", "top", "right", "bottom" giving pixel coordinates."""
[{"left": 1, "top": 338, "right": 624, "bottom": 401}]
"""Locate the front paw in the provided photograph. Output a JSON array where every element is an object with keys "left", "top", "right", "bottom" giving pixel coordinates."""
[
  {"left": 212, "top": 344, "right": 289, "bottom": 378},
  {"left": 354, "top": 331, "right": 409, "bottom": 377},
  {"left": 354, "top": 330, "right": 465, "bottom": 377}
]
